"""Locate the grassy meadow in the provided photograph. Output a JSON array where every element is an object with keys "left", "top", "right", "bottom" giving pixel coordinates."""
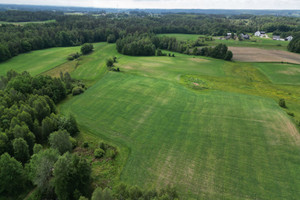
[
  {"left": 158, "top": 33, "right": 289, "bottom": 50},
  {"left": 1, "top": 42, "right": 300, "bottom": 199},
  {"left": 0, "top": 46, "right": 80, "bottom": 76}
]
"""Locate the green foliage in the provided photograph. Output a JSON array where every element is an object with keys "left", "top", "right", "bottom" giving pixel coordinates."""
[
  {"left": 106, "top": 149, "right": 117, "bottom": 159},
  {"left": 0, "top": 153, "right": 26, "bottom": 195},
  {"left": 53, "top": 152, "right": 91, "bottom": 200},
  {"left": 92, "top": 187, "right": 114, "bottom": 200},
  {"left": 94, "top": 148, "right": 105, "bottom": 158},
  {"left": 12, "top": 137, "right": 30, "bottom": 164},
  {"left": 279, "top": 98, "right": 286, "bottom": 108},
  {"left": 69, "top": 136, "right": 78, "bottom": 149},
  {"left": 106, "top": 58, "right": 114, "bottom": 68},
  {"left": 68, "top": 52, "right": 81, "bottom": 61},
  {"left": 116, "top": 34, "right": 156, "bottom": 56},
  {"left": 79, "top": 196, "right": 89, "bottom": 200},
  {"left": 288, "top": 35, "right": 300, "bottom": 53},
  {"left": 49, "top": 130, "right": 72, "bottom": 154},
  {"left": 83, "top": 142, "right": 89, "bottom": 148},
  {"left": 224, "top": 50, "right": 233, "bottom": 61},
  {"left": 0, "top": 132, "right": 9, "bottom": 155},
  {"left": 107, "top": 34, "right": 117, "bottom": 43},
  {"left": 33, "top": 143, "right": 43, "bottom": 154},
  {"left": 81, "top": 43, "right": 94, "bottom": 55},
  {"left": 27, "top": 149, "right": 60, "bottom": 192},
  {"left": 72, "top": 86, "right": 85, "bottom": 96}
]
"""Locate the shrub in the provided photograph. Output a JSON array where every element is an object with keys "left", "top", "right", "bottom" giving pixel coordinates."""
[
  {"left": 94, "top": 148, "right": 105, "bottom": 158},
  {"left": 67, "top": 52, "right": 81, "bottom": 61},
  {"left": 83, "top": 142, "right": 89, "bottom": 148},
  {"left": 224, "top": 50, "right": 233, "bottom": 61},
  {"left": 106, "top": 149, "right": 117, "bottom": 159},
  {"left": 106, "top": 58, "right": 114, "bottom": 67},
  {"left": 69, "top": 136, "right": 77, "bottom": 149},
  {"left": 279, "top": 99, "right": 286, "bottom": 108},
  {"left": 81, "top": 43, "right": 94, "bottom": 55},
  {"left": 72, "top": 87, "right": 84, "bottom": 96},
  {"left": 287, "top": 112, "right": 295, "bottom": 117},
  {"left": 67, "top": 56, "right": 75, "bottom": 61}
]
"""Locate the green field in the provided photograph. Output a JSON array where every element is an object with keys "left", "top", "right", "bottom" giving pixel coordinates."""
[
  {"left": 0, "top": 20, "right": 56, "bottom": 25},
  {"left": 256, "top": 63, "right": 300, "bottom": 85},
  {"left": 158, "top": 33, "right": 289, "bottom": 50},
  {"left": 1, "top": 43, "right": 299, "bottom": 199},
  {"left": 0, "top": 46, "right": 80, "bottom": 76}
]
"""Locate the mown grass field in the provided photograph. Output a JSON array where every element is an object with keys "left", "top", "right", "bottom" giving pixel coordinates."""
[
  {"left": 158, "top": 33, "right": 289, "bottom": 50},
  {"left": 1, "top": 43, "right": 299, "bottom": 199},
  {"left": 0, "top": 46, "right": 80, "bottom": 76},
  {"left": 57, "top": 44, "right": 300, "bottom": 199}
]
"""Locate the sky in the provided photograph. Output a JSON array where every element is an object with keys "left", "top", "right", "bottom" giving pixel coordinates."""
[{"left": 0, "top": 0, "right": 300, "bottom": 9}]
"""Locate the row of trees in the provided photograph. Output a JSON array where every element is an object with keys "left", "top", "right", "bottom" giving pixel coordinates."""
[
  {"left": 1, "top": 12, "right": 300, "bottom": 62},
  {"left": 116, "top": 33, "right": 232, "bottom": 60},
  {"left": 0, "top": 10, "right": 62, "bottom": 22}
]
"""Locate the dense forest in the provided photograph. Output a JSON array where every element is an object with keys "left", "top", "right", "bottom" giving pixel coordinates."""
[{"left": 1, "top": 12, "right": 300, "bottom": 62}]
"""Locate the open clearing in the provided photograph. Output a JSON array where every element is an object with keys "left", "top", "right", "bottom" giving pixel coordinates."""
[
  {"left": 229, "top": 47, "right": 300, "bottom": 64},
  {"left": 158, "top": 33, "right": 289, "bottom": 50},
  {"left": 57, "top": 44, "right": 300, "bottom": 199},
  {"left": 0, "top": 46, "right": 80, "bottom": 76},
  {"left": 1, "top": 43, "right": 300, "bottom": 199}
]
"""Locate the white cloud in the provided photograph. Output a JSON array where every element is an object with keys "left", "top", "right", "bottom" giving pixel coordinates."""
[{"left": 0, "top": 0, "right": 300, "bottom": 9}]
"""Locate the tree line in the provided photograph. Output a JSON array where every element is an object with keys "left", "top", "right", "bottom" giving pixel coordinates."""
[
  {"left": 116, "top": 33, "right": 232, "bottom": 60},
  {"left": 1, "top": 12, "right": 300, "bottom": 62}
]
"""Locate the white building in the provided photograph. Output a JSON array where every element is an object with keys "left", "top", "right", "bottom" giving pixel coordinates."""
[
  {"left": 255, "top": 31, "right": 266, "bottom": 37},
  {"left": 286, "top": 36, "right": 293, "bottom": 41}
]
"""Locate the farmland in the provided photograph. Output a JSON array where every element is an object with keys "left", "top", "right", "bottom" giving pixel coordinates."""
[
  {"left": 0, "top": 45, "right": 80, "bottom": 76},
  {"left": 49, "top": 43, "right": 299, "bottom": 199},
  {"left": 1, "top": 41, "right": 300, "bottom": 199},
  {"left": 158, "top": 33, "right": 289, "bottom": 51}
]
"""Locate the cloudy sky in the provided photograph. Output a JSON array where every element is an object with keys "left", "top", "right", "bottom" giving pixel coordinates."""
[{"left": 0, "top": 0, "right": 299, "bottom": 9}]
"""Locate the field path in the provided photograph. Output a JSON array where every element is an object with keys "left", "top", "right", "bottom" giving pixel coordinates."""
[{"left": 229, "top": 47, "right": 300, "bottom": 64}]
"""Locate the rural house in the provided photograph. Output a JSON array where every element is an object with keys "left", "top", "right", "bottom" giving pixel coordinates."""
[
  {"left": 255, "top": 31, "right": 266, "bottom": 37},
  {"left": 286, "top": 36, "right": 293, "bottom": 41},
  {"left": 273, "top": 35, "right": 281, "bottom": 40},
  {"left": 240, "top": 33, "right": 250, "bottom": 39}
]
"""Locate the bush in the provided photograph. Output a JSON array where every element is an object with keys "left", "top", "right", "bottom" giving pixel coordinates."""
[
  {"left": 106, "top": 149, "right": 117, "bottom": 159},
  {"left": 279, "top": 99, "right": 286, "bottom": 108},
  {"left": 224, "top": 50, "right": 233, "bottom": 61},
  {"left": 106, "top": 58, "right": 114, "bottom": 67},
  {"left": 69, "top": 136, "right": 77, "bottom": 149},
  {"left": 83, "top": 142, "right": 89, "bottom": 148},
  {"left": 67, "top": 56, "right": 75, "bottom": 61},
  {"left": 72, "top": 87, "right": 84, "bottom": 96},
  {"left": 67, "top": 52, "right": 81, "bottom": 61},
  {"left": 287, "top": 112, "right": 295, "bottom": 117},
  {"left": 81, "top": 43, "right": 94, "bottom": 55},
  {"left": 94, "top": 148, "right": 105, "bottom": 158}
]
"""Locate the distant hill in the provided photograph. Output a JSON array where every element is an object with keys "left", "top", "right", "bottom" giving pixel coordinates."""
[{"left": 1, "top": 4, "right": 300, "bottom": 16}]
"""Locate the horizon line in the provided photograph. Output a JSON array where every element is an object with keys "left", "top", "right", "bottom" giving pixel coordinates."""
[{"left": 1, "top": 3, "right": 300, "bottom": 11}]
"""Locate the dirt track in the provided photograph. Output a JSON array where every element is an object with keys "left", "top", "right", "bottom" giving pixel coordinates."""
[{"left": 229, "top": 47, "right": 300, "bottom": 64}]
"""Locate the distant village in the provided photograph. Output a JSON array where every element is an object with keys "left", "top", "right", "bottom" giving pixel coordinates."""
[{"left": 221, "top": 31, "right": 293, "bottom": 41}]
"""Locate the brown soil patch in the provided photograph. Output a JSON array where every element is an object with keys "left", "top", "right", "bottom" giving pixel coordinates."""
[{"left": 229, "top": 47, "right": 300, "bottom": 64}]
